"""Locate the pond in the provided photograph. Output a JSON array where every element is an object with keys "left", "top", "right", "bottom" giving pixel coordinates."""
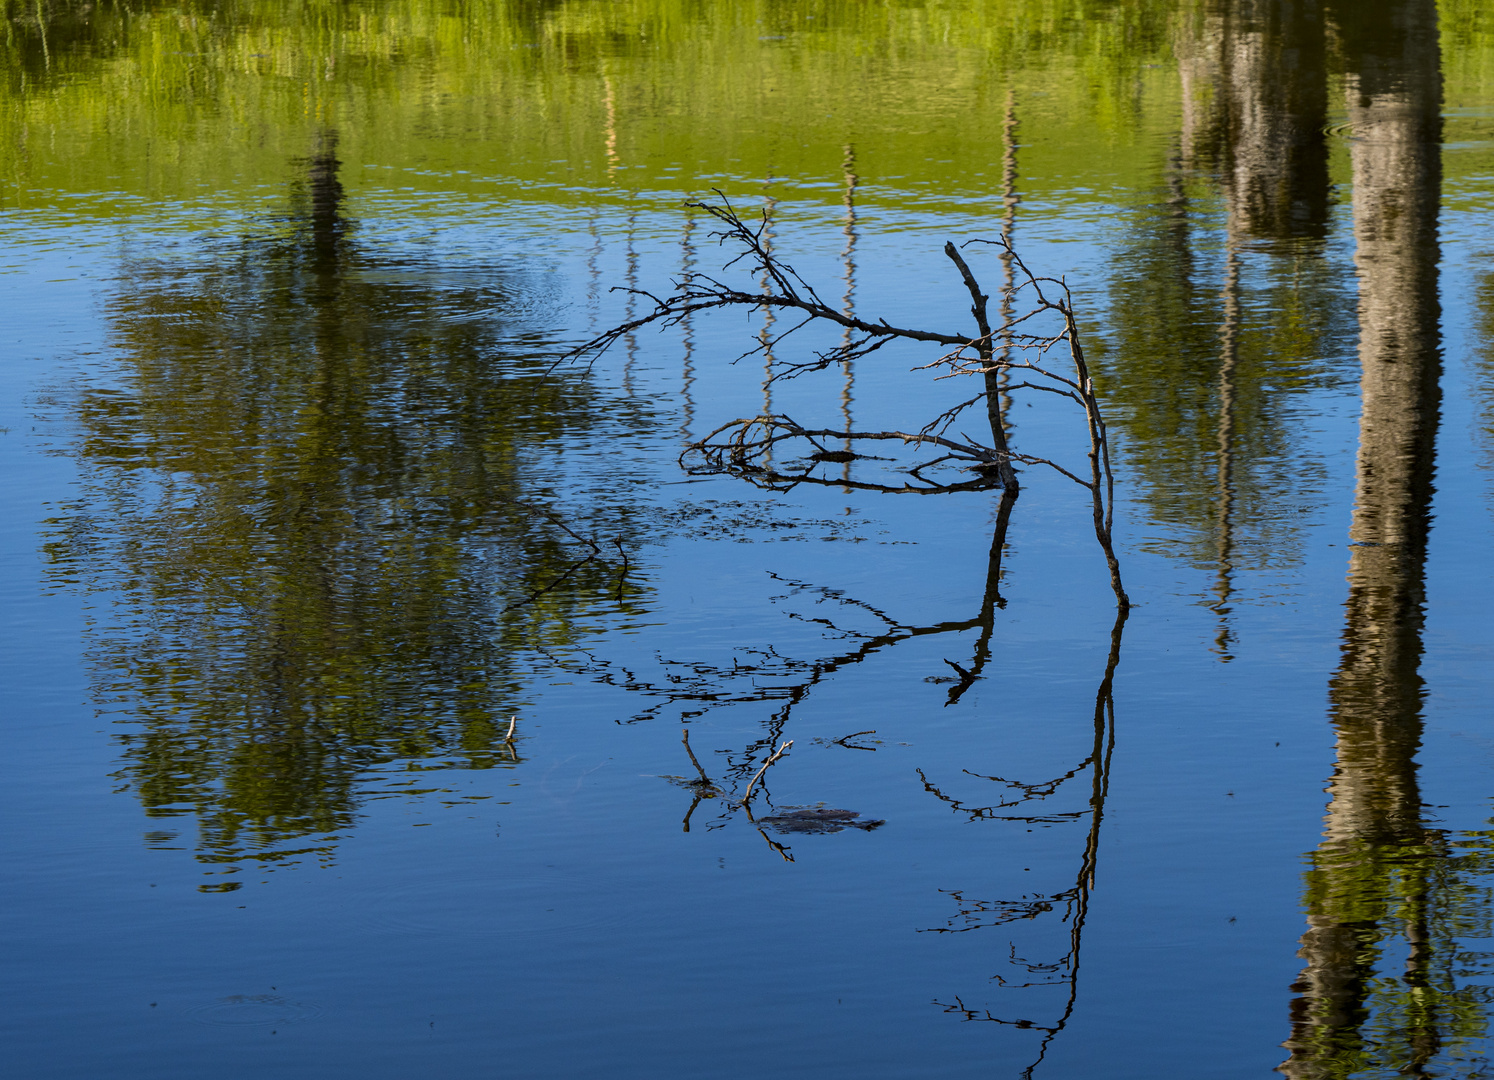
[{"left": 4, "top": 1, "right": 1494, "bottom": 1076}]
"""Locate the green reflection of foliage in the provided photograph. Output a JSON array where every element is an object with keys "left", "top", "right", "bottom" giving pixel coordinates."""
[
  {"left": 7, "top": 0, "right": 1489, "bottom": 216},
  {"left": 1092, "top": 0, "right": 1359, "bottom": 600},
  {"left": 1096, "top": 199, "right": 1354, "bottom": 580},
  {"left": 1289, "top": 831, "right": 1494, "bottom": 1078},
  {"left": 42, "top": 141, "right": 652, "bottom": 877},
  {"left": 1479, "top": 271, "right": 1494, "bottom": 491},
  {"left": 0, "top": 0, "right": 1183, "bottom": 215}
]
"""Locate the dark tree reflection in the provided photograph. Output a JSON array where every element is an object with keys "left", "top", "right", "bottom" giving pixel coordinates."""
[
  {"left": 1100, "top": 0, "right": 1355, "bottom": 637},
  {"left": 1281, "top": 3, "right": 1494, "bottom": 1074},
  {"left": 1179, "top": 0, "right": 1331, "bottom": 242},
  {"left": 44, "top": 133, "right": 652, "bottom": 882},
  {"left": 922, "top": 613, "right": 1122, "bottom": 1080}
]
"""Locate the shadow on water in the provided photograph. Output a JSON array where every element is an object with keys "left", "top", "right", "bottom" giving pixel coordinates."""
[
  {"left": 1281, "top": 2, "right": 1494, "bottom": 1075},
  {"left": 41, "top": 133, "right": 655, "bottom": 883}
]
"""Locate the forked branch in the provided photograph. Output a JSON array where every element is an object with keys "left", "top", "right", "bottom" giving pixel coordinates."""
[{"left": 567, "top": 199, "right": 1127, "bottom": 610}]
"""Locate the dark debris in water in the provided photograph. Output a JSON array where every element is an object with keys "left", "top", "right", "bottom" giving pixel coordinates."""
[
  {"left": 758, "top": 807, "right": 885, "bottom": 835},
  {"left": 659, "top": 774, "right": 725, "bottom": 798},
  {"left": 645, "top": 499, "right": 887, "bottom": 544}
]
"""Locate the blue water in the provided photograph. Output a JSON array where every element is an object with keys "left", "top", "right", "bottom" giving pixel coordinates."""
[{"left": 6, "top": 7, "right": 1494, "bottom": 1078}]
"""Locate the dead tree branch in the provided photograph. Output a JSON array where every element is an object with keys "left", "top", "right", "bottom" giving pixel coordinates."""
[
  {"left": 739, "top": 739, "right": 793, "bottom": 807},
  {"left": 567, "top": 198, "right": 1127, "bottom": 610}
]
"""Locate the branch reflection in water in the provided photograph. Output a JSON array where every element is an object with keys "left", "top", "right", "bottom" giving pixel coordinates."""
[
  {"left": 41, "top": 133, "right": 654, "bottom": 884},
  {"left": 922, "top": 612, "right": 1122, "bottom": 1080},
  {"left": 554, "top": 510, "right": 1126, "bottom": 1072}
]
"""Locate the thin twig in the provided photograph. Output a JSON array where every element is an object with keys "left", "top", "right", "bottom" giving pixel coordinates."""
[
  {"left": 499, "top": 554, "right": 598, "bottom": 613},
  {"left": 681, "top": 727, "right": 711, "bottom": 784},
  {"left": 741, "top": 799, "right": 795, "bottom": 861},
  {"left": 613, "top": 537, "right": 630, "bottom": 602},
  {"left": 739, "top": 739, "right": 793, "bottom": 806}
]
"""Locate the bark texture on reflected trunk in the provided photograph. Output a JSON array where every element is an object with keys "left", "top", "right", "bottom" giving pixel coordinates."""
[
  {"left": 1280, "top": 1, "right": 1443, "bottom": 1075},
  {"left": 1178, "top": 0, "right": 1331, "bottom": 242}
]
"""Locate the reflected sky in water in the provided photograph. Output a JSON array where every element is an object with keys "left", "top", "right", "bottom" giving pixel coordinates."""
[{"left": 5, "top": 1, "right": 1494, "bottom": 1077}]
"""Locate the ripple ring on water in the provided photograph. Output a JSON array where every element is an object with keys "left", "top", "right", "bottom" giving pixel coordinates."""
[{"left": 186, "top": 995, "right": 323, "bottom": 1027}]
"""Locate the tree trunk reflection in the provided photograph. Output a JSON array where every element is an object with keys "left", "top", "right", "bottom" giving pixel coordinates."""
[
  {"left": 1179, "top": 0, "right": 1331, "bottom": 242},
  {"left": 1279, "top": 3, "right": 1477, "bottom": 1074}
]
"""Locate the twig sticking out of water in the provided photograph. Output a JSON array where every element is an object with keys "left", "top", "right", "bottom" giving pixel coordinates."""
[
  {"left": 676, "top": 727, "right": 726, "bottom": 832},
  {"left": 739, "top": 739, "right": 793, "bottom": 807},
  {"left": 681, "top": 727, "right": 711, "bottom": 785}
]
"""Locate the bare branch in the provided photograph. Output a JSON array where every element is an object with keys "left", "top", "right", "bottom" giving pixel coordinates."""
[
  {"left": 570, "top": 199, "right": 1126, "bottom": 609},
  {"left": 739, "top": 739, "right": 793, "bottom": 806},
  {"left": 681, "top": 727, "right": 712, "bottom": 786}
]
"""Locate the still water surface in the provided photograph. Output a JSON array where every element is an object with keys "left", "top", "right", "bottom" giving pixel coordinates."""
[{"left": 5, "top": 1, "right": 1494, "bottom": 1076}]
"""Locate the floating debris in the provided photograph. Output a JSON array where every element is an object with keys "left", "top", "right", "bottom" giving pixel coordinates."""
[{"left": 758, "top": 807, "right": 884, "bottom": 834}]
